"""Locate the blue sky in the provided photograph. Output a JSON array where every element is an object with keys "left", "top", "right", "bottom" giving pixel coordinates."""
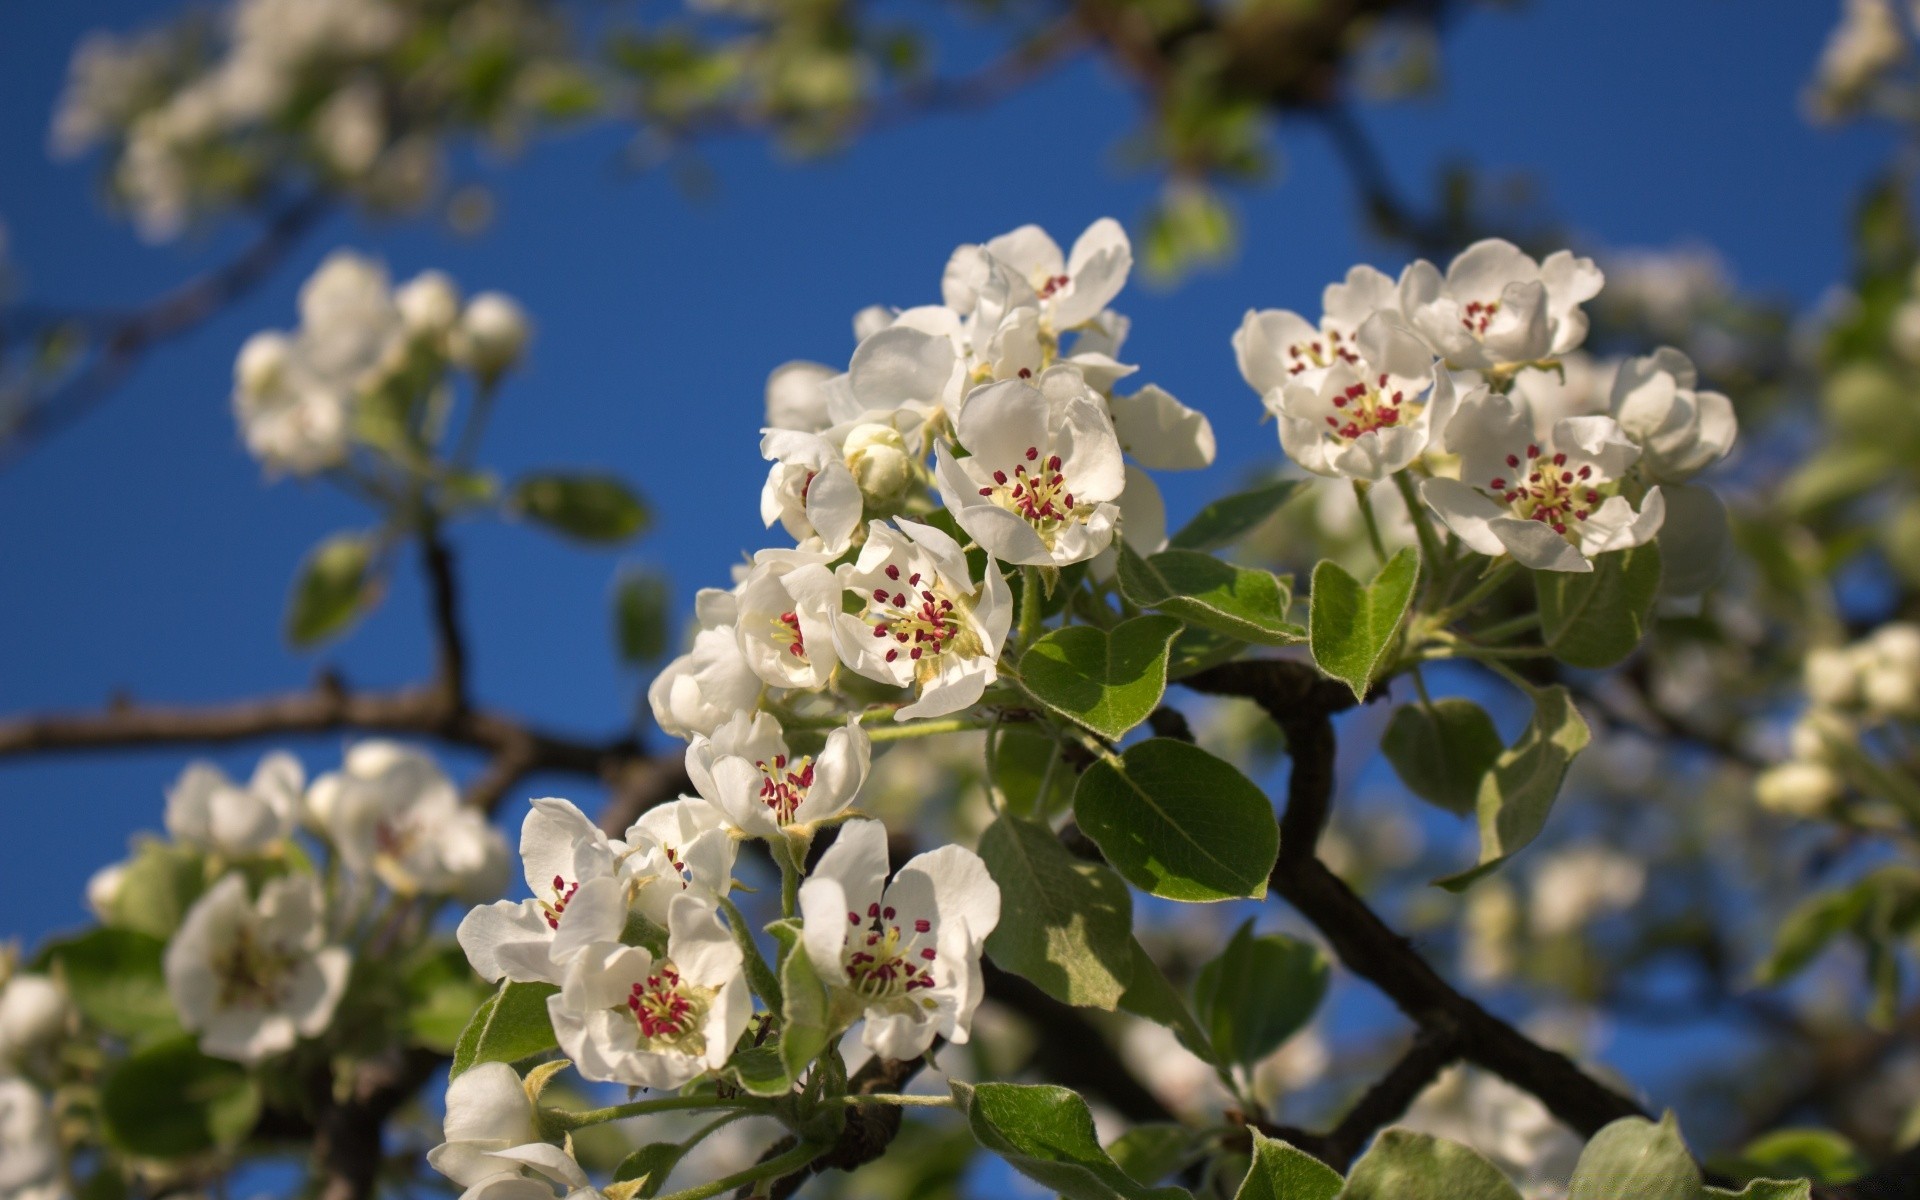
[{"left": 0, "top": 0, "right": 1888, "bottom": 1035}]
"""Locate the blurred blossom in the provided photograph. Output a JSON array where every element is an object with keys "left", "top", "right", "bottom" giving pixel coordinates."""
[{"left": 1527, "top": 846, "right": 1646, "bottom": 938}]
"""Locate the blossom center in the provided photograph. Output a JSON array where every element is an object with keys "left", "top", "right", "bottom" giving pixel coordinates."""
[
  {"left": 1320, "top": 371, "right": 1417, "bottom": 442},
  {"left": 1037, "top": 272, "right": 1071, "bottom": 299},
  {"left": 843, "top": 902, "right": 939, "bottom": 1005},
  {"left": 1461, "top": 298, "right": 1500, "bottom": 337},
  {"left": 774, "top": 611, "right": 805, "bottom": 658},
  {"left": 538, "top": 874, "right": 581, "bottom": 930},
  {"left": 975, "top": 445, "right": 1091, "bottom": 544},
  {"left": 1485, "top": 444, "right": 1602, "bottom": 537},
  {"left": 213, "top": 925, "right": 299, "bottom": 1011},
  {"left": 626, "top": 962, "right": 712, "bottom": 1053},
  {"left": 865, "top": 561, "right": 969, "bottom": 671},
  {"left": 1285, "top": 327, "right": 1360, "bottom": 375},
  {"left": 754, "top": 753, "right": 816, "bottom": 824}
]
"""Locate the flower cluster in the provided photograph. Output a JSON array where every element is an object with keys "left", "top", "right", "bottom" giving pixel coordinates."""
[
  {"left": 1759, "top": 623, "right": 1920, "bottom": 817},
  {"left": 86, "top": 743, "right": 509, "bottom": 1065},
  {"left": 233, "top": 251, "right": 528, "bottom": 476},
  {"left": 1236, "top": 239, "right": 1738, "bottom": 575}
]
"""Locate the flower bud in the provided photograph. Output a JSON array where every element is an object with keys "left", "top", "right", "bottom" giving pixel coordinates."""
[
  {"left": 0, "top": 976, "right": 67, "bottom": 1059},
  {"left": 1861, "top": 622, "right": 1920, "bottom": 717},
  {"left": 843, "top": 423, "right": 913, "bottom": 507},
  {"left": 1755, "top": 760, "right": 1844, "bottom": 817},
  {"left": 1789, "top": 709, "right": 1855, "bottom": 764},
  {"left": 455, "top": 292, "right": 530, "bottom": 379},
  {"left": 85, "top": 861, "right": 126, "bottom": 922},
  {"left": 234, "top": 331, "right": 293, "bottom": 399},
  {"left": 396, "top": 270, "right": 462, "bottom": 339},
  {"left": 1803, "top": 645, "right": 1860, "bottom": 709},
  {"left": 852, "top": 305, "right": 895, "bottom": 341}
]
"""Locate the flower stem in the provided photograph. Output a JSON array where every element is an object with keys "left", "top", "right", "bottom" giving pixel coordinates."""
[
  {"left": 650, "top": 1138, "right": 828, "bottom": 1200},
  {"left": 1017, "top": 566, "right": 1045, "bottom": 653},
  {"left": 837, "top": 1092, "right": 955, "bottom": 1108},
  {"left": 865, "top": 715, "right": 995, "bottom": 743},
  {"left": 1352, "top": 480, "right": 1390, "bottom": 564},
  {"left": 771, "top": 835, "right": 804, "bottom": 919},
  {"left": 550, "top": 1093, "right": 758, "bottom": 1131},
  {"left": 1393, "top": 470, "right": 1446, "bottom": 581},
  {"left": 718, "top": 893, "right": 783, "bottom": 1011}
]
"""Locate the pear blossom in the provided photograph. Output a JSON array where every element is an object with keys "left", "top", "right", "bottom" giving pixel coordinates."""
[
  {"left": 308, "top": 741, "right": 509, "bottom": 901},
  {"left": 231, "top": 332, "right": 353, "bottom": 475},
  {"left": 831, "top": 519, "right": 1013, "bottom": 719},
  {"left": 1421, "top": 387, "right": 1664, "bottom": 572},
  {"left": 1860, "top": 623, "right": 1920, "bottom": 717},
  {"left": 297, "top": 250, "right": 402, "bottom": 383},
  {"left": 616, "top": 799, "right": 739, "bottom": 927},
  {"left": 649, "top": 587, "right": 764, "bottom": 740},
  {"left": 457, "top": 798, "right": 627, "bottom": 986},
  {"left": 935, "top": 370, "right": 1126, "bottom": 567},
  {"left": 1607, "top": 348, "right": 1736, "bottom": 482},
  {"left": 1232, "top": 264, "right": 1400, "bottom": 394},
  {"left": 427, "top": 1062, "right": 590, "bottom": 1196},
  {"left": 797, "top": 819, "right": 1000, "bottom": 1060},
  {"left": 950, "top": 219, "right": 1133, "bottom": 334},
  {"left": 842, "top": 323, "right": 962, "bottom": 426},
  {"left": 1107, "top": 384, "right": 1217, "bottom": 472},
  {"left": 1527, "top": 847, "right": 1646, "bottom": 937},
  {"left": 1263, "top": 314, "right": 1454, "bottom": 481},
  {"left": 1756, "top": 760, "right": 1845, "bottom": 817},
  {"left": 1508, "top": 351, "right": 1613, "bottom": 433},
  {"left": 547, "top": 892, "right": 749, "bottom": 1089},
  {"left": 841, "top": 422, "right": 919, "bottom": 509},
  {"left": 1399, "top": 239, "right": 1603, "bottom": 374},
  {"left": 765, "top": 361, "right": 838, "bottom": 432},
  {"left": 396, "top": 269, "right": 462, "bottom": 339},
  {"left": 734, "top": 549, "right": 843, "bottom": 690},
  {"left": 164, "top": 751, "right": 303, "bottom": 857},
  {"left": 85, "top": 861, "right": 127, "bottom": 923},
  {"left": 686, "top": 712, "right": 871, "bottom": 840},
  {"left": 164, "top": 873, "right": 349, "bottom": 1064},
  {"left": 1807, "top": 0, "right": 1907, "bottom": 120},
  {"left": 456, "top": 292, "right": 531, "bottom": 379},
  {"left": 0, "top": 975, "right": 67, "bottom": 1066},
  {"left": 0, "top": 1080, "right": 61, "bottom": 1200},
  {"left": 760, "top": 429, "right": 863, "bottom": 556}
]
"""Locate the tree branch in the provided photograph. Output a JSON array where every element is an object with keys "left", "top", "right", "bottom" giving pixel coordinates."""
[{"left": 1319, "top": 1026, "right": 1461, "bottom": 1169}]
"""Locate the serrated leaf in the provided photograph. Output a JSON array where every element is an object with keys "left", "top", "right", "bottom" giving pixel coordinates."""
[
  {"left": 1436, "top": 685, "right": 1590, "bottom": 891},
  {"left": 286, "top": 531, "right": 379, "bottom": 647},
  {"left": 1235, "top": 1131, "right": 1342, "bottom": 1200},
  {"left": 1117, "top": 544, "right": 1303, "bottom": 646},
  {"left": 952, "top": 1081, "right": 1191, "bottom": 1200},
  {"left": 1075, "top": 739, "right": 1277, "bottom": 903},
  {"left": 1193, "top": 922, "right": 1327, "bottom": 1068},
  {"left": 1018, "top": 615, "right": 1183, "bottom": 739},
  {"left": 1343, "top": 1128, "right": 1523, "bottom": 1200},
  {"left": 100, "top": 1035, "right": 260, "bottom": 1158},
  {"left": 40, "top": 928, "right": 180, "bottom": 1043},
  {"left": 514, "top": 473, "right": 650, "bottom": 543},
  {"left": 1170, "top": 479, "right": 1303, "bottom": 551},
  {"left": 1536, "top": 543, "right": 1662, "bottom": 669},
  {"left": 1308, "top": 548, "right": 1419, "bottom": 701},
  {"left": 1567, "top": 1115, "right": 1700, "bottom": 1200},
  {"left": 614, "top": 568, "right": 672, "bottom": 663},
  {"left": 1382, "top": 699, "right": 1505, "bottom": 817},
  {"left": 451, "top": 980, "right": 560, "bottom": 1077},
  {"left": 979, "top": 815, "right": 1135, "bottom": 1010}
]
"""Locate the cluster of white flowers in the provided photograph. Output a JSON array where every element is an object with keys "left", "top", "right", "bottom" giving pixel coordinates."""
[
  {"left": 1805, "top": 0, "right": 1913, "bottom": 122},
  {"left": 85, "top": 743, "right": 510, "bottom": 1066},
  {"left": 1759, "top": 623, "right": 1920, "bottom": 816},
  {"left": 0, "top": 939, "right": 70, "bottom": 1200},
  {"left": 0, "top": 1076, "right": 64, "bottom": 1200},
  {"left": 1236, "top": 239, "right": 1738, "bottom": 575},
  {"left": 232, "top": 251, "right": 528, "bottom": 475}
]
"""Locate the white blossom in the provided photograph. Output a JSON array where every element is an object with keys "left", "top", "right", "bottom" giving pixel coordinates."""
[
  {"left": 1106, "top": 384, "right": 1217, "bottom": 472},
  {"left": 164, "top": 873, "right": 349, "bottom": 1064},
  {"left": 760, "top": 429, "right": 863, "bottom": 556},
  {"left": 765, "top": 361, "right": 838, "bottom": 433},
  {"left": 797, "top": 820, "right": 1000, "bottom": 1060},
  {"left": 615, "top": 799, "right": 739, "bottom": 927},
  {"left": 1232, "top": 264, "right": 1401, "bottom": 395},
  {"left": 649, "top": 588, "right": 765, "bottom": 740},
  {"left": 935, "top": 369, "right": 1126, "bottom": 566},
  {"left": 1607, "top": 348, "right": 1736, "bottom": 482},
  {"left": 1807, "top": 0, "right": 1908, "bottom": 120},
  {"left": 1399, "top": 239, "right": 1603, "bottom": 373},
  {"left": 397, "top": 269, "right": 463, "bottom": 339},
  {"left": 427, "top": 1062, "right": 590, "bottom": 1196},
  {"left": 1861, "top": 623, "right": 1920, "bottom": 717},
  {"left": 686, "top": 712, "right": 870, "bottom": 840},
  {"left": 0, "top": 975, "right": 68, "bottom": 1066},
  {"left": 457, "top": 798, "right": 627, "bottom": 987},
  {"left": 164, "top": 751, "right": 303, "bottom": 857},
  {"left": 456, "top": 292, "right": 532, "bottom": 379},
  {"left": 231, "top": 331, "right": 353, "bottom": 475},
  {"left": 1527, "top": 846, "right": 1646, "bottom": 937},
  {"left": 309, "top": 742, "right": 509, "bottom": 901},
  {"left": 1264, "top": 315, "right": 1453, "bottom": 481},
  {"left": 734, "top": 549, "right": 843, "bottom": 690},
  {"left": 831, "top": 519, "right": 1013, "bottom": 719},
  {"left": 1422, "top": 387, "right": 1664, "bottom": 572},
  {"left": 1756, "top": 760, "right": 1845, "bottom": 817},
  {"left": 947, "top": 219, "right": 1132, "bottom": 335},
  {"left": 0, "top": 1079, "right": 62, "bottom": 1200},
  {"left": 548, "top": 893, "right": 749, "bottom": 1089}
]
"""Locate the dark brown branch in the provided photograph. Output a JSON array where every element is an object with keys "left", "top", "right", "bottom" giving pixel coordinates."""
[
  {"left": 313, "top": 1047, "right": 442, "bottom": 1200},
  {"left": 983, "top": 961, "right": 1177, "bottom": 1125},
  {"left": 420, "top": 528, "right": 470, "bottom": 711},
  {"left": 1, "top": 193, "right": 331, "bottom": 461},
  {"left": 1319, "top": 1026, "right": 1461, "bottom": 1168},
  {"left": 763, "top": 1051, "right": 927, "bottom": 1200}
]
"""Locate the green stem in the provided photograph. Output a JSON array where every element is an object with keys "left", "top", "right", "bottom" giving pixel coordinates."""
[
  {"left": 771, "top": 835, "right": 804, "bottom": 919},
  {"left": 1468, "top": 612, "right": 1542, "bottom": 644},
  {"left": 1435, "top": 559, "right": 1518, "bottom": 625},
  {"left": 651, "top": 1139, "right": 827, "bottom": 1200},
  {"left": 717, "top": 894, "right": 782, "bottom": 1011},
  {"left": 550, "top": 1093, "right": 756, "bottom": 1131},
  {"left": 1393, "top": 470, "right": 1446, "bottom": 581},
  {"left": 866, "top": 715, "right": 996, "bottom": 743},
  {"left": 837, "top": 1093, "right": 955, "bottom": 1108},
  {"left": 1018, "top": 566, "right": 1045, "bottom": 653},
  {"left": 1352, "top": 480, "right": 1390, "bottom": 564}
]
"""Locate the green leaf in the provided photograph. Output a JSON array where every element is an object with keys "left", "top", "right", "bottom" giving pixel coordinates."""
[
  {"left": 100, "top": 1035, "right": 260, "bottom": 1158},
  {"left": 103, "top": 839, "right": 206, "bottom": 939},
  {"left": 1382, "top": 700, "right": 1505, "bottom": 817},
  {"left": 514, "top": 473, "right": 651, "bottom": 543},
  {"left": 1567, "top": 1115, "right": 1701, "bottom": 1200},
  {"left": 1193, "top": 922, "right": 1327, "bottom": 1068},
  {"left": 993, "top": 725, "right": 1072, "bottom": 819},
  {"left": 286, "top": 531, "right": 379, "bottom": 647},
  {"left": 1758, "top": 885, "right": 1875, "bottom": 984},
  {"left": 730, "top": 1044, "right": 796, "bottom": 1097},
  {"left": 1170, "top": 479, "right": 1303, "bottom": 551},
  {"left": 404, "top": 942, "right": 491, "bottom": 1054},
  {"left": 1436, "top": 685, "right": 1591, "bottom": 891},
  {"left": 612, "top": 1142, "right": 684, "bottom": 1197},
  {"left": 979, "top": 814, "right": 1136, "bottom": 1010},
  {"left": 1729, "top": 1127, "right": 1865, "bottom": 1185},
  {"left": 614, "top": 568, "right": 672, "bottom": 663},
  {"left": 779, "top": 940, "right": 832, "bottom": 1079},
  {"left": 1117, "top": 544, "right": 1304, "bottom": 646},
  {"left": 1075, "top": 739, "right": 1278, "bottom": 903},
  {"left": 1234, "top": 1131, "right": 1342, "bottom": 1200},
  {"left": 451, "top": 980, "right": 560, "bottom": 1077},
  {"left": 41, "top": 928, "right": 180, "bottom": 1043},
  {"left": 1018, "top": 615, "right": 1184, "bottom": 740},
  {"left": 1535, "top": 544, "right": 1662, "bottom": 669},
  {"left": 1109, "top": 1124, "right": 1211, "bottom": 1187},
  {"left": 1342, "top": 1128, "right": 1523, "bottom": 1200},
  {"left": 1117, "top": 939, "right": 1213, "bottom": 1061},
  {"left": 1308, "top": 548, "right": 1419, "bottom": 701},
  {"left": 952, "top": 1081, "right": 1191, "bottom": 1200}
]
